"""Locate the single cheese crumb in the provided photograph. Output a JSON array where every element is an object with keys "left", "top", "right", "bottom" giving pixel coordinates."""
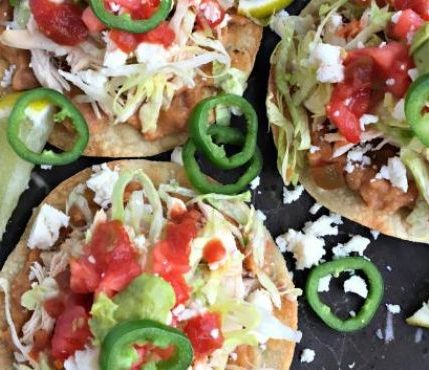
[
  {"left": 386, "top": 304, "right": 401, "bottom": 314},
  {"left": 0, "top": 64, "right": 16, "bottom": 88},
  {"left": 359, "top": 114, "right": 379, "bottom": 131},
  {"left": 283, "top": 184, "right": 304, "bottom": 204},
  {"left": 281, "top": 230, "right": 326, "bottom": 270},
  {"left": 332, "top": 235, "right": 370, "bottom": 258},
  {"left": 28, "top": 204, "right": 70, "bottom": 250},
  {"left": 87, "top": 164, "right": 119, "bottom": 208},
  {"left": 408, "top": 68, "right": 419, "bottom": 81},
  {"left": 317, "top": 274, "right": 332, "bottom": 292},
  {"left": 311, "top": 43, "right": 345, "bottom": 83},
  {"left": 250, "top": 176, "right": 260, "bottom": 190},
  {"left": 344, "top": 275, "right": 368, "bottom": 298},
  {"left": 300, "top": 348, "right": 316, "bottom": 363},
  {"left": 392, "top": 99, "right": 405, "bottom": 121},
  {"left": 370, "top": 230, "right": 380, "bottom": 240},
  {"left": 375, "top": 157, "right": 408, "bottom": 192},
  {"left": 309, "top": 202, "right": 323, "bottom": 215},
  {"left": 170, "top": 146, "right": 183, "bottom": 166},
  {"left": 303, "top": 213, "right": 343, "bottom": 237},
  {"left": 391, "top": 10, "right": 403, "bottom": 23}
]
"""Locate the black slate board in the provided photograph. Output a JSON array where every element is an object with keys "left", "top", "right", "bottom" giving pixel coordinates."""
[{"left": 2, "top": 1, "right": 429, "bottom": 368}]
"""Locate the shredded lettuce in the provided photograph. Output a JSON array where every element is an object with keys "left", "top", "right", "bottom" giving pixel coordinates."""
[
  {"left": 346, "top": 2, "right": 392, "bottom": 50},
  {"left": 401, "top": 141, "right": 429, "bottom": 205},
  {"left": 111, "top": 170, "right": 164, "bottom": 242}
]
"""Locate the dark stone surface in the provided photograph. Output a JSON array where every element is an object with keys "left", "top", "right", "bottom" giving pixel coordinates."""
[{"left": 2, "top": 1, "right": 429, "bottom": 368}]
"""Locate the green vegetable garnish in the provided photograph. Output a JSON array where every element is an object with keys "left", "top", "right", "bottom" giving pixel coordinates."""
[
  {"left": 306, "top": 257, "right": 384, "bottom": 332},
  {"left": 7, "top": 88, "right": 88, "bottom": 165}
]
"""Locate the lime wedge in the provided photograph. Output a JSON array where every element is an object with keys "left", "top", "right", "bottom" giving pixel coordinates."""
[
  {"left": 238, "top": 0, "right": 293, "bottom": 19},
  {"left": 406, "top": 301, "right": 429, "bottom": 328},
  {"left": 0, "top": 94, "right": 53, "bottom": 240}
]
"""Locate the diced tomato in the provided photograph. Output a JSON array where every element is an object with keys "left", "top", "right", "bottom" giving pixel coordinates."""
[
  {"left": 161, "top": 272, "right": 190, "bottom": 305},
  {"left": 30, "top": 0, "right": 88, "bottom": 46},
  {"left": 131, "top": 0, "right": 160, "bottom": 19},
  {"left": 183, "top": 312, "right": 224, "bottom": 357},
  {"left": 136, "top": 21, "right": 175, "bottom": 47},
  {"left": 82, "top": 6, "right": 106, "bottom": 33},
  {"left": 70, "top": 220, "right": 142, "bottom": 297},
  {"left": 203, "top": 239, "right": 226, "bottom": 264},
  {"left": 131, "top": 344, "right": 175, "bottom": 370},
  {"left": 326, "top": 100, "right": 361, "bottom": 143},
  {"left": 393, "top": 0, "right": 429, "bottom": 20},
  {"left": 389, "top": 9, "right": 424, "bottom": 40},
  {"left": 110, "top": 29, "right": 139, "bottom": 53},
  {"left": 349, "top": 42, "right": 413, "bottom": 97},
  {"left": 51, "top": 305, "right": 91, "bottom": 361},
  {"left": 152, "top": 210, "right": 200, "bottom": 305},
  {"left": 196, "top": 0, "right": 225, "bottom": 29}
]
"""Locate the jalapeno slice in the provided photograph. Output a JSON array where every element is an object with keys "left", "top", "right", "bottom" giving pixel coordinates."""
[
  {"left": 89, "top": 0, "right": 172, "bottom": 34},
  {"left": 305, "top": 257, "right": 384, "bottom": 332},
  {"left": 189, "top": 94, "right": 258, "bottom": 170},
  {"left": 100, "top": 319, "right": 193, "bottom": 370},
  {"left": 182, "top": 125, "right": 262, "bottom": 195},
  {"left": 7, "top": 88, "right": 88, "bottom": 166},
  {"left": 405, "top": 73, "right": 429, "bottom": 147}
]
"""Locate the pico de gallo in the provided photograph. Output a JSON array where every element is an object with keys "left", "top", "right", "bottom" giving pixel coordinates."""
[
  {"left": 0, "top": 163, "right": 301, "bottom": 370},
  {"left": 0, "top": 0, "right": 251, "bottom": 141},
  {"left": 268, "top": 0, "right": 429, "bottom": 239}
]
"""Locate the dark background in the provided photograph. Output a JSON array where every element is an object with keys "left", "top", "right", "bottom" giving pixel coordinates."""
[{"left": 2, "top": 1, "right": 429, "bottom": 368}]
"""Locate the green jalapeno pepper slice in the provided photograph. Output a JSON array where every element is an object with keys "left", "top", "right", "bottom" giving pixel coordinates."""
[
  {"left": 306, "top": 257, "right": 384, "bottom": 332},
  {"left": 189, "top": 94, "right": 258, "bottom": 170},
  {"left": 183, "top": 125, "right": 262, "bottom": 194},
  {"left": 7, "top": 88, "right": 89, "bottom": 166},
  {"left": 89, "top": 0, "right": 172, "bottom": 34},
  {"left": 405, "top": 73, "right": 429, "bottom": 147},
  {"left": 100, "top": 319, "right": 193, "bottom": 370}
]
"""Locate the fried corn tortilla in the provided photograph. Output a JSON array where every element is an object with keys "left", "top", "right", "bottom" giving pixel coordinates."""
[
  {"left": 0, "top": 159, "right": 298, "bottom": 369},
  {"left": 267, "top": 66, "right": 427, "bottom": 244},
  {"left": 0, "top": 6, "right": 262, "bottom": 158}
]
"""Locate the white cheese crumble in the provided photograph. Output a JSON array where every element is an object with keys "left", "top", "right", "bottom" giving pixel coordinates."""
[
  {"left": 408, "top": 68, "right": 419, "bottom": 81},
  {"left": 386, "top": 78, "right": 396, "bottom": 86},
  {"left": 64, "top": 347, "right": 99, "bottom": 370},
  {"left": 391, "top": 10, "right": 403, "bottom": 24},
  {"left": 386, "top": 304, "right": 401, "bottom": 314},
  {"left": 370, "top": 230, "right": 380, "bottom": 240},
  {"left": 170, "top": 146, "right": 183, "bottom": 166},
  {"left": 247, "top": 289, "right": 273, "bottom": 313},
  {"left": 344, "top": 275, "right": 368, "bottom": 298},
  {"left": 317, "top": 274, "right": 332, "bottom": 292},
  {"left": 376, "top": 328, "right": 384, "bottom": 340},
  {"left": 255, "top": 209, "right": 267, "bottom": 222},
  {"left": 250, "top": 176, "right": 260, "bottom": 190},
  {"left": 86, "top": 164, "right": 119, "bottom": 208},
  {"left": 392, "top": 98, "right": 406, "bottom": 121},
  {"left": 28, "top": 204, "right": 69, "bottom": 250},
  {"left": 300, "top": 348, "right": 316, "bottom": 363},
  {"left": 359, "top": 114, "right": 379, "bottom": 131},
  {"left": 280, "top": 230, "right": 326, "bottom": 270},
  {"left": 0, "top": 64, "right": 16, "bottom": 88},
  {"left": 375, "top": 157, "right": 408, "bottom": 192},
  {"left": 277, "top": 214, "right": 342, "bottom": 270},
  {"left": 332, "top": 235, "right": 370, "bottom": 258},
  {"left": 309, "top": 202, "right": 323, "bottom": 215},
  {"left": 283, "top": 184, "right": 304, "bottom": 204},
  {"left": 40, "top": 164, "right": 53, "bottom": 170},
  {"left": 210, "top": 329, "right": 220, "bottom": 339},
  {"left": 303, "top": 213, "right": 343, "bottom": 237},
  {"left": 103, "top": 47, "right": 128, "bottom": 68},
  {"left": 135, "top": 43, "right": 168, "bottom": 68},
  {"left": 311, "top": 43, "right": 344, "bottom": 83},
  {"left": 386, "top": 265, "right": 392, "bottom": 272}
]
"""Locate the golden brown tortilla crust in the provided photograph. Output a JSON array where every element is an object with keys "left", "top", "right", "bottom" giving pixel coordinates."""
[
  {"left": 48, "top": 15, "right": 263, "bottom": 158},
  {"left": 0, "top": 160, "right": 297, "bottom": 369},
  {"left": 267, "top": 67, "right": 428, "bottom": 243}
]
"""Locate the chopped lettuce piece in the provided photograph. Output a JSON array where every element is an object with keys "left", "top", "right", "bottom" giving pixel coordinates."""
[
  {"left": 401, "top": 142, "right": 429, "bottom": 205},
  {"left": 346, "top": 2, "right": 392, "bottom": 50},
  {"left": 89, "top": 293, "right": 119, "bottom": 342}
]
